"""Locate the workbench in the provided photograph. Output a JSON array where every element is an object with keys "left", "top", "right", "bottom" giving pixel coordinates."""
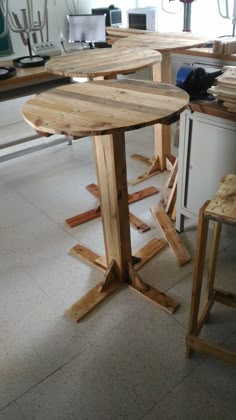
[{"left": 0, "top": 59, "right": 70, "bottom": 160}]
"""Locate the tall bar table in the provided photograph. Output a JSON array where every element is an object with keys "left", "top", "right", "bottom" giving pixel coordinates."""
[
  {"left": 22, "top": 78, "right": 189, "bottom": 321},
  {"left": 45, "top": 47, "right": 163, "bottom": 228},
  {"left": 114, "top": 32, "right": 209, "bottom": 180}
]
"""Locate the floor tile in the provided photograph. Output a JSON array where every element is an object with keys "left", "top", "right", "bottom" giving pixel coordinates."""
[{"left": 17, "top": 345, "right": 156, "bottom": 420}]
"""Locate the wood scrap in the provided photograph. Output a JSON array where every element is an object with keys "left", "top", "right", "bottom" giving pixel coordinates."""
[
  {"left": 151, "top": 204, "right": 191, "bottom": 266},
  {"left": 208, "top": 66, "right": 236, "bottom": 113}
]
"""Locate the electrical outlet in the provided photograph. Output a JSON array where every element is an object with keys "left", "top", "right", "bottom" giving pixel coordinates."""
[{"left": 32, "top": 42, "right": 62, "bottom": 57}]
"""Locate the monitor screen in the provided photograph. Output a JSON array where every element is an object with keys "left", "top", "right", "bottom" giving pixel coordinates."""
[{"left": 68, "top": 14, "right": 106, "bottom": 43}]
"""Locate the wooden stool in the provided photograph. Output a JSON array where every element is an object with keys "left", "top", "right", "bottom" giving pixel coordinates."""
[{"left": 186, "top": 174, "right": 236, "bottom": 365}]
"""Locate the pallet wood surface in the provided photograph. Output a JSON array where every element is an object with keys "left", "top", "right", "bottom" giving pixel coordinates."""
[
  {"left": 46, "top": 47, "right": 161, "bottom": 78},
  {"left": 22, "top": 79, "right": 189, "bottom": 138},
  {"left": 205, "top": 174, "right": 236, "bottom": 224},
  {"left": 113, "top": 32, "right": 208, "bottom": 52},
  {"left": 208, "top": 67, "right": 236, "bottom": 113},
  {"left": 151, "top": 204, "right": 191, "bottom": 266},
  {"left": 66, "top": 184, "right": 159, "bottom": 229}
]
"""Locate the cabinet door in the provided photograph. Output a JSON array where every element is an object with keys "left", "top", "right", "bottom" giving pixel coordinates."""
[{"left": 185, "top": 116, "right": 236, "bottom": 214}]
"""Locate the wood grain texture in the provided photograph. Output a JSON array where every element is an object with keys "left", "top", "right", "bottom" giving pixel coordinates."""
[
  {"left": 46, "top": 47, "right": 161, "bottom": 78},
  {"left": 22, "top": 79, "right": 189, "bottom": 138},
  {"left": 113, "top": 32, "right": 208, "bottom": 52},
  {"left": 205, "top": 174, "right": 236, "bottom": 224},
  {"left": 151, "top": 204, "right": 191, "bottom": 266}
]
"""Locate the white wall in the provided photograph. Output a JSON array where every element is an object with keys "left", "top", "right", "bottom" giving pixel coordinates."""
[{"left": 0, "top": 0, "right": 235, "bottom": 62}]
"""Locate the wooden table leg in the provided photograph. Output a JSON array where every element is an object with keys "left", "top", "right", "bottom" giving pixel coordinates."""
[
  {"left": 129, "top": 54, "right": 176, "bottom": 185},
  {"left": 66, "top": 132, "right": 179, "bottom": 322}
]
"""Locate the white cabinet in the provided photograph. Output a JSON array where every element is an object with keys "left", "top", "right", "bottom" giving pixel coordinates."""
[{"left": 176, "top": 108, "right": 236, "bottom": 232}]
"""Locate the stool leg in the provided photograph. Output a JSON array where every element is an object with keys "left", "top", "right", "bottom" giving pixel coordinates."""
[
  {"left": 186, "top": 202, "right": 210, "bottom": 358},
  {"left": 206, "top": 221, "right": 222, "bottom": 299}
]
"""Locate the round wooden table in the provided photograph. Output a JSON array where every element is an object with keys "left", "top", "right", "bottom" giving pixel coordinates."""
[
  {"left": 46, "top": 47, "right": 161, "bottom": 79},
  {"left": 23, "top": 79, "right": 189, "bottom": 321},
  {"left": 114, "top": 32, "right": 209, "bottom": 176},
  {"left": 45, "top": 47, "right": 163, "bottom": 227}
]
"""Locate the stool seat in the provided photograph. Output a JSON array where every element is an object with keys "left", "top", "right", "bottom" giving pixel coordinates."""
[
  {"left": 186, "top": 174, "right": 236, "bottom": 365},
  {"left": 205, "top": 174, "right": 236, "bottom": 224}
]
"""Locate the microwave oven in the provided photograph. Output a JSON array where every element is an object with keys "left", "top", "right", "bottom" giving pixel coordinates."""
[{"left": 127, "top": 7, "right": 157, "bottom": 32}]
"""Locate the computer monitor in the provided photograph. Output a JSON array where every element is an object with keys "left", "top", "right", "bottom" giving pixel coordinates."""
[
  {"left": 91, "top": 7, "right": 122, "bottom": 27},
  {"left": 68, "top": 14, "right": 106, "bottom": 43}
]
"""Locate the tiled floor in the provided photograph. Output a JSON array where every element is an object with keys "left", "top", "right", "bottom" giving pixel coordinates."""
[{"left": 0, "top": 126, "right": 235, "bottom": 420}]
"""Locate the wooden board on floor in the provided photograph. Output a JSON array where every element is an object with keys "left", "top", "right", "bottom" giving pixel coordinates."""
[
  {"left": 133, "top": 238, "right": 167, "bottom": 270},
  {"left": 129, "top": 213, "right": 151, "bottom": 233},
  {"left": 95, "top": 238, "right": 167, "bottom": 271},
  {"left": 128, "top": 280, "right": 179, "bottom": 314},
  {"left": 65, "top": 280, "right": 121, "bottom": 321},
  {"left": 66, "top": 208, "right": 101, "bottom": 227},
  {"left": 151, "top": 204, "right": 191, "bottom": 266},
  {"left": 70, "top": 244, "right": 107, "bottom": 271}
]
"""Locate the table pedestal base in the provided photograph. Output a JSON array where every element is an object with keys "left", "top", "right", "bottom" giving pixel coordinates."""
[
  {"left": 66, "top": 238, "right": 179, "bottom": 321},
  {"left": 65, "top": 184, "right": 159, "bottom": 232},
  {"left": 129, "top": 154, "right": 176, "bottom": 186}
]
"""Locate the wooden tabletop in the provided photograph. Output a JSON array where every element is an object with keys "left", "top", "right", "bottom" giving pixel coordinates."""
[
  {"left": 113, "top": 32, "right": 209, "bottom": 52},
  {"left": 189, "top": 99, "right": 236, "bottom": 122},
  {"left": 22, "top": 79, "right": 189, "bottom": 137},
  {"left": 45, "top": 47, "right": 161, "bottom": 78}
]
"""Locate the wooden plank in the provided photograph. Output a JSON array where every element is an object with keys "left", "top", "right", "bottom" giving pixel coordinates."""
[
  {"left": 94, "top": 133, "right": 132, "bottom": 281},
  {"left": 129, "top": 212, "right": 151, "bottom": 233},
  {"left": 86, "top": 183, "right": 99, "bottom": 198},
  {"left": 133, "top": 238, "right": 167, "bottom": 270},
  {"left": 171, "top": 202, "right": 177, "bottom": 221},
  {"left": 128, "top": 186, "right": 159, "bottom": 203},
  {"left": 130, "top": 154, "right": 153, "bottom": 165},
  {"left": 65, "top": 208, "right": 101, "bottom": 228},
  {"left": 166, "top": 154, "right": 176, "bottom": 171},
  {"left": 96, "top": 238, "right": 167, "bottom": 271},
  {"left": 185, "top": 202, "right": 210, "bottom": 354},
  {"left": 69, "top": 244, "right": 106, "bottom": 272},
  {"left": 165, "top": 158, "right": 178, "bottom": 188},
  {"left": 186, "top": 335, "right": 236, "bottom": 365},
  {"left": 151, "top": 204, "right": 191, "bottom": 266},
  {"left": 129, "top": 169, "right": 161, "bottom": 186},
  {"left": 65, "top": 280, "right": 121, "bottom": 321},
  {"left": 208, "top": 86, "right": 236, "bottom": 99},
  {"left": 215, "top": 289, "right": 236, "bottom": 308},
  {"left": 67, "top": 184, "right": 158, "bottom": 229},
  {"left": 86, "top": 183, "right": 159, "bottom": 204},
  {"left": 165, "top": 173, "right": 178, "bottom": 214},
  {"left": 128, "top": 280, "right": 179, "bottom": 314}
]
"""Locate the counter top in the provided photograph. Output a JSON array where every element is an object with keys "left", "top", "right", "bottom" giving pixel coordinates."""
[
  {"left": 189, "top": 99, "right": 236, "bottom": 122},
  {"left": 0, "top": 59, "right": 70, "bottom": 101}
]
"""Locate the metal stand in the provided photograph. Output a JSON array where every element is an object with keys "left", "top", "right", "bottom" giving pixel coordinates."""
[{"left": 0, "top": 0, "right": 48, "bottom": 67}]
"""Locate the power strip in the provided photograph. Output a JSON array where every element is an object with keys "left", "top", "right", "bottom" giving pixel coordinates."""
[{"left": 32, "top": 41, "right": 62, "bottom": 57}]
